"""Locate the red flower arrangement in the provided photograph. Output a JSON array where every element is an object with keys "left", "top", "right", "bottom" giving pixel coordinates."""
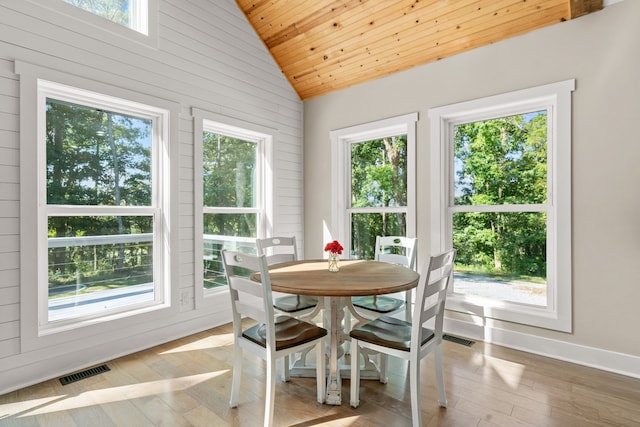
[{"left": 324, "top": 240, "right": 344, "bottom": 255}]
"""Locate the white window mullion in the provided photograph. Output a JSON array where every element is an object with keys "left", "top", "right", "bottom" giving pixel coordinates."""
[
  {"left": 450, "top": 204, "right": 549, "bottom": 213},
  {"left": 45, "top": 206, "right": 158, "bottom": 216},
  {"left": 348, "top": 207, "right": 408, "bottom": 214},
  {"left": 203, "top": 207, "right": 261, "bottom": 215}
]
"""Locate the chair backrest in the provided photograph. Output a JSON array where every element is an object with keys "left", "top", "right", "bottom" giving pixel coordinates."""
[
  {"left": 256, "top": 236, "right": 298, "bottom": 265},
  {"left": 221, "top": 250, "right": 276, "bottom": 343},
  {"left": 412, "top": 249, "right": 456, "bottom": 348},
  {"left": 374, "top": 236, "right": 417, "bottom": 271}
]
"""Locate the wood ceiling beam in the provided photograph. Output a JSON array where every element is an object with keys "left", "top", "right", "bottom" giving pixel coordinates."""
[{"left": 568, "top": 0, "right": 603, "bottom": 19}]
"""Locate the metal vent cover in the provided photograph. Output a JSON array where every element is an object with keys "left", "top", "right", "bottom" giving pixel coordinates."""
[
  {"left": 59, "top": 364, "right": 110, "bottom": 385},
  {"left": 443, "top": 334, "right": 475, "bottom": 347}
]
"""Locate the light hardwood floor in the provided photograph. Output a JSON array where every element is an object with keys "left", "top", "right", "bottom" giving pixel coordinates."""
[{"left": 2, "top": 321, "right": 639, "bottom": 426}]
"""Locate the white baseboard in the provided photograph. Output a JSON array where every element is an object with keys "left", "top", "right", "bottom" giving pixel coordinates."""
[
  {"left": 444, "top": 317, "right": 640, "bottom": 379},
  {"left": 4, "top": 313, "right": 638, "bottom": 395}
]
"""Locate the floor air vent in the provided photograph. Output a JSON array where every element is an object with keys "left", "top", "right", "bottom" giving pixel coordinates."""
[
  {"left": 443, "top": 334, "right": 475, "bottom": 347},
  {"left": 60, "top": 364, "right": 110, "bottom": 385}
]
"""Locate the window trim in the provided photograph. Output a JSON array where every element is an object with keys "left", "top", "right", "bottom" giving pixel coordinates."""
[
  {"left": 38, "top": 80, "right": 170, "bottom": 332},
  {"left": 429, "top": 80, "right": 574, "bottom": 332},
  {"left": 192, "top": 108, "right": 274, "bottom": 306},
  {"left": 16, "top": 60, "right": 179, "bottom": 351},
  {"left": 330, "top": 112, "right": 417, "bottom": 255}
]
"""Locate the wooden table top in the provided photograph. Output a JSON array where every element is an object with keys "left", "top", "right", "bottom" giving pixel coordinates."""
[{"left": 255, "top": 259, "right": 420, "bottom": 297}]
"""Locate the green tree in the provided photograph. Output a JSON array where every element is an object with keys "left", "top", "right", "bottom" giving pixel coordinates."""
[
  {"left": 202, "top": 132, "right": 257, "bottom": 238},
  {"left": 350, "top": 136, "right": 407, "bottom": 259},
  {"left": 46, "top": 99, "right": 152, "bottom": 284},
  {"left": 453, "top": 113, "right": 547, "bottom": 277}
]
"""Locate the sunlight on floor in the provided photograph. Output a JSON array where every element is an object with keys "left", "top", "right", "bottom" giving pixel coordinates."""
[
  {"left": 482, "top": 354, "right": 525, "bottom": 390},
  {"left": 158, "top": 330, "right": 234, "bottom": 354},
  {"left": 7, "top": 371, "right": 226, "bottom": 418},
  {"left": 159, "top": 339, "right": 222, "bottom": 354},
  {"left": 0, "top": 396, "right": 63, "bottom": 417}
]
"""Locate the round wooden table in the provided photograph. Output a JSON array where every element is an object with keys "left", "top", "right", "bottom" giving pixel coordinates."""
[
  {"left": 255, "top": 259, "right": 419, "bottom": 405},
  {"left": 263, "top": 259, "right": 419, "bottom": 296}
]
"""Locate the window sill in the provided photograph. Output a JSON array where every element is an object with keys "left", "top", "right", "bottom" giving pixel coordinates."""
[{"left": 445, "top": 292, "right": 571, "bottom": 332}]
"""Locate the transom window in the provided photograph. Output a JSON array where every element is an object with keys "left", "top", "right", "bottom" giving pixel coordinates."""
[
  {"left": 62, "top": 0, "right": 148, "bottom": 34},
  {"left": 429, "top": 80, "right": 574, "bottom": 332}
]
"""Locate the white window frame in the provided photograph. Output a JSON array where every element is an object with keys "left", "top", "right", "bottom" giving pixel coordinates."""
[
  {"left": 27, "top": 0, "right": 157, "bottom": 47},
  {"left": 429, "top": 80, "right": 574, "bottom": 332},
  {"left": 128, "top": 0, "right": 148, "bottom": 34},
  {"left": 17, "top": 61, "right": 179, "bottom": 351},
  {"left": 330, "top": 113, "right": 417, "bottom": 255},
  {"left": 193, "top": 109, "right": 273, "bottom": 305}
]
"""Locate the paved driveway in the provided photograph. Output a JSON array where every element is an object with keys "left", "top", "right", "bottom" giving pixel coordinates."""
[{"left": 453, "top": 273, "right": 546, "bottom": 306}]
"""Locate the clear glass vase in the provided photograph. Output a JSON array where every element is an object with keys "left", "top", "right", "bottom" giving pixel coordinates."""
[{"left": 327, "top": 252, "right": 340, "bottom": 272}]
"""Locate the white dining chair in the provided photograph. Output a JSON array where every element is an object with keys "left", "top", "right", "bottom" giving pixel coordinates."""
[
  {"left": 256, "top": 236, "right": 319, "bottom": 316},
  {"left": 349, "top": 249, "right": 456, "bottom": 427},
  {"left": 351, "top": 236, "right": 418, "bottom": 320},
  {"left": 222, "top": 250, "right": 327, "bottom": 427},
  {"left": 348, "top": 236, "right": 417, "bottom": 381}
]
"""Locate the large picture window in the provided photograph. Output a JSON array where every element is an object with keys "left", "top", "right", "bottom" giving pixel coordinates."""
[
  {"left": 38, "top": 80, "right": 170, "bottom": 329},
  {"left": 452, "top": 112, "right": 548, "bottom": 306},
  {"left": 330, "top": 113, "right": 416, "bottom": 258},
  {"left": 429, "top": 80, "right": 574, "bottom": 331}
]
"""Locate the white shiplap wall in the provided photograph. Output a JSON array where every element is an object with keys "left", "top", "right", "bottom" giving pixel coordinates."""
[{"left": 0, "top": 0, "right": 303, "bottom": 393}]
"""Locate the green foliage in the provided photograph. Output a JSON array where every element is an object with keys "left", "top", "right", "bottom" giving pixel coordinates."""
[
  {"left": 46, "top": 100, "right": 151, "bottom": 208},
  {"left": 351, "top": 136, "right": 407, "bottom": 208},
  {"left": 202, "top": 132, "right": 257, "bottom": 238},
  {"left": 350, "top": 136, "right": 407, "bottom": 259},
  {"left": 49, "top": 266, "right": 153, "bottom": 298},
  {"left": 453, "top": 112, "right": 548, "bottom": 278},
  {"left": 46, "top": 99, "right": 153, "bottom": 288},
  {"left": 351, "top": 212, "right": 405, "bottom": 260}
]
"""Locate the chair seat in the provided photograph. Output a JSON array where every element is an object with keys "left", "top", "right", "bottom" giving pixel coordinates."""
[
  {"left": 273, "top": 295, "right": 318, "bottom": 313},
  {"left": 349, "top": 315, "right": 435, "bottom": 352},
  {"left": 243, "top": 316, "right": 328, "bottom": 351},
  {"left": 351, "top": 295, "right": 405, "bottom": 313}
]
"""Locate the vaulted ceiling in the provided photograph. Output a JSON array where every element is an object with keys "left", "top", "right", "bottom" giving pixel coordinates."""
[{"left": 236, "top": 0, "right": 603, "bottom": 100}]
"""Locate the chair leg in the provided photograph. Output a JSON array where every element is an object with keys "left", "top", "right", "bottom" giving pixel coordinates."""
[
  {"left": 409, "top": 358, "right": 422, "bottom": 427},
  {"left": 434, "top": 344, "right": 448, "bottom": 407},
  {"left": 282, "top": 355, "right": 290, "bottom": 382},
  {"left": 265, "top": 353, "right": 276, "bottom": 427},
  {"left": 229, "top": 342, "right": 242, "bottom": 408},
  {"left": 349, "top": 340, "right": 361, "bottom": 408},
  {"left": 379, "top": 353, "right": 389, "bottom": 384},
  {"left": 316, "top": 339, "right": 326, "bottom": 403}
]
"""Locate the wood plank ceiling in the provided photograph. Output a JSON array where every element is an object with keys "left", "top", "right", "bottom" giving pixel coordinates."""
[{"left": 236, "top": 0, "right": 603, "bottom": 100}]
